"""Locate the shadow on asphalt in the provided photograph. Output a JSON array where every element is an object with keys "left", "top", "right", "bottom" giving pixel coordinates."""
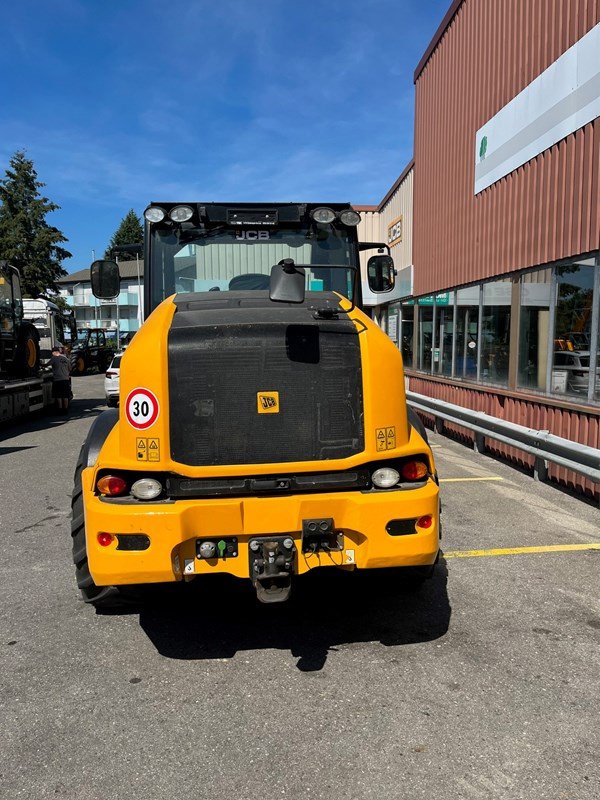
[
  {"left": 135, "top": 560, "right": 451, "bottom": 671},
  {"left": 0, "top": 395, "right": 105, "bottom": 440}
]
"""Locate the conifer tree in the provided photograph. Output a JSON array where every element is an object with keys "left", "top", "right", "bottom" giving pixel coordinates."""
[
  {"left": 104, "top": 209, "right": 144, "bottom": 259},
  {"left": 0, "top": 150, "right": 71, "bottom": 297}
]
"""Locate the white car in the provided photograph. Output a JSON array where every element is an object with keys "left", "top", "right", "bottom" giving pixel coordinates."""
[
  {"left": 104, "top": 353, "right": 123, "bottom": 407},
  {"left": 553, "top": 350, "right": 600, "bottom": 394}
]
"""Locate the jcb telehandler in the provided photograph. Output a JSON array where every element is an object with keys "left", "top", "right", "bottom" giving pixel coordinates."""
[{"left": 72, "top": 202, "right": 439, "bottom": 607}]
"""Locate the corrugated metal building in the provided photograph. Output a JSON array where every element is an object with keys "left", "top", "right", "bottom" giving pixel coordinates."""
[
  {"left": 355, "top": 160, "right": 414, "bottom": 331},
  {"left": 359, "top": 2, "right": 600, "bottom": 498}
]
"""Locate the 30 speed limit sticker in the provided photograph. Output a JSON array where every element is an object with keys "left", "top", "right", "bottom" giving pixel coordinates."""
[{"left": 125, "top": 388, "right": 160, "bottom": 429}]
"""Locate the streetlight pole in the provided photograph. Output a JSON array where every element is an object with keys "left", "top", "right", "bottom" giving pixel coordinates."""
[
  {"left": 115, "top": 256, "right": 121, "bottom": 347},
  {"left": 92, "top": 249, "right": 98, "bottom": 326},
  {"left": 135, "top": 252, "right": 143, "bottom": 326}
]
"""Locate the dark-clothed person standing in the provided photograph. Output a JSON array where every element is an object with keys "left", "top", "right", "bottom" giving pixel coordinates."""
[{"left": 50, "top": 345, "right": 71, "bottom": 413}]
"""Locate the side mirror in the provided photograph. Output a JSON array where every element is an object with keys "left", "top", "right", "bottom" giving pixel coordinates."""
[
  {"left": 270, "top": 259, "right": 306, "bottom": 304},
  {"left": 91, "top": 260, "right": 120, "bottom": 300},
  {"left": 367, "top": 255, "right": 396, "bottom": 293}
]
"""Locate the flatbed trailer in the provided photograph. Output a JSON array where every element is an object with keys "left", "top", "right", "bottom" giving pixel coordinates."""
[{"left": 0, "top": 373, "right": 53, "bottom": 423}]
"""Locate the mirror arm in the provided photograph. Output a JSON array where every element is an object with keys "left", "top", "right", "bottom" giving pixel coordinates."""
[{"left": 358, "top": 242, "right": 391, "bottom": 255}]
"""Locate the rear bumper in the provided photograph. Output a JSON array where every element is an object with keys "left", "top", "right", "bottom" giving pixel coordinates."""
[{"left": 83, "top": 475, "right": 440, "bottom": 586}]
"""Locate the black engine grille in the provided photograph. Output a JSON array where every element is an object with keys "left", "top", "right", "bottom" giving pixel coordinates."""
[{"left": 168, "top": 298, "right": 363, "bottom": 466}]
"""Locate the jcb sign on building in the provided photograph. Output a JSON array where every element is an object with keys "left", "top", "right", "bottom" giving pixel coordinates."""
[{"left": 387, "top": 215, "right": 403, "bottom": 246}]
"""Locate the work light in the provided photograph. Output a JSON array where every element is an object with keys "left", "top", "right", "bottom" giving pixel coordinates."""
[
  {"left": 311, "top": 207, "right": 336, "bottom": 224},
  {"left": 339, "top": 209, "right": 361, "bottom": 226},
  {"left": 144, "top": 206, "right": 165, "bottom": 223},
  {"left": 169, "top": 205, "right": 194, "bottom": 223}
]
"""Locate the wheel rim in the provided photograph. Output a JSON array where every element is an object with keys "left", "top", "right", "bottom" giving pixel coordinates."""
[{"left": 26, "top": 339, "right": 37, "bottom": 368}]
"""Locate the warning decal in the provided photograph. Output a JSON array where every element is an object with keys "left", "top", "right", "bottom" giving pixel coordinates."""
[
  {"left": 136, "top": 437, "right": 161, "bottom": 462},
  {"left": 125, "top": 388, "right": 159, "bottom": 430},
  {"left": 376, "top": 426, "right": 396, "bottom": 451},
  {"left": 148, "top": 438, "right": 160, "bottom": 462},
  {"left": 136, "top": 438, "right": 147, "bottom": 461}
]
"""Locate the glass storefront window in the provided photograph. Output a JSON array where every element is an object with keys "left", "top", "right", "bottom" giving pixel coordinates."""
[
  {"left": 480, "top": 279, "right": 511, "bottom": 385},
  {"left": 434, "top": 293, "right": 454, "bottom": 376},
  {"left": 454, "top": 286, "right": 479, "bottom": 379},
  {"left": 594, "top": 322, "right": 600, "bottom": 402},
  {"left": 399, "top": 303, "right": 415, "bottom": 368},
  {"left": 419, "top": 305, "right": 434, "bottom": 372},
  {"left": 551, "top": 260, "right": 595, "bottom": 398},
  {"left": 386, "top": 306, "right": 399, "bottom": 346},
  {"left": 518, "top": 268, "right": 552, "bottom": 391}
]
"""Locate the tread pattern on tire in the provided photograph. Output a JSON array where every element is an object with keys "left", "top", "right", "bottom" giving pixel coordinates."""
[{"left": 71, "top": 446, "right": 127, "bottom": 609}]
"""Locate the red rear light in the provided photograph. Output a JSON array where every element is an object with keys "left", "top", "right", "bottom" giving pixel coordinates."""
[
  {"left": 97, "top": 532, "right": 114, "bottom": 547},
  {"left": 97, "top": 475, "right": 127, "bottom": 496},
  {"left": 106, "top": 371, "right": 117, "bottom": 377},
  {"left": 416, "top": 515, "right": 433, "bottom": 529},
  {"left": 401, "top": 460, "right": 428, "bottom": 481}
]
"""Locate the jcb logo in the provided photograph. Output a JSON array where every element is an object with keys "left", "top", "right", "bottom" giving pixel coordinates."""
[
  {"left": 387, "top": 215, "right": 403, "bottom": 246},
  {"left": 235, "top": 230, "right": 270, "bottom": 240},
  {"left": 257, "top": 391, "right": 280, "bottom": 414}
]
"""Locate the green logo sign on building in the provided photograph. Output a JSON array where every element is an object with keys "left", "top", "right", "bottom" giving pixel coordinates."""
[
  {"left": 479, "top": 135, "right": 488, "bottom": 161},
  {"left": 417, "top": 292, "right": 450, "bottom": 306}
]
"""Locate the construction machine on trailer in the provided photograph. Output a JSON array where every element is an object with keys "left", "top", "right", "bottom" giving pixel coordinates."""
[
  {"left": 72, "top": 202, "right": 440, "bottom": 607},
  {"left": 0, "top": 262, "right": 53, "bottom": 422}
]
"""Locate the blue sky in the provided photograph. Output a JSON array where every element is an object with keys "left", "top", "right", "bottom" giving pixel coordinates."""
[{"left": 1, "top": 0, "right": 448, "bottom": 272}]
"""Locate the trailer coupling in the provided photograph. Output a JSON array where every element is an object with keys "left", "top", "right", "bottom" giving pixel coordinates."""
[
  {"left": 249, "top": 536, "right": 296, "bottom": 603},
  {"left": 248, "top": 520, "right": 344, "bottom": 604}
]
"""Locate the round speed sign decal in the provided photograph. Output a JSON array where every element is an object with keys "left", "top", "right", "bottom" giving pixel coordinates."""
[{"left": 125, "top": 388, "right": 160, "bottom": 429}]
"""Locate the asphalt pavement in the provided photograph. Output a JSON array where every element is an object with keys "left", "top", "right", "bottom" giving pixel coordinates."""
[{"left": 1, "top": 373, "right": 599, "bottom": 800}]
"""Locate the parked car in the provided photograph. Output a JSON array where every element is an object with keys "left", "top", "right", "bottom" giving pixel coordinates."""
[
  {"left": 104, "top": 353, "right": 122, "bottom": 406},
  {"left": 553, "top": 350, "right": 600, "bottom": 394}
]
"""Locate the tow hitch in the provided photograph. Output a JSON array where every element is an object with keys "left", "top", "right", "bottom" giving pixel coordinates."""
[{"left": 248, "top": 536, "right": 296, "bottom": 603}]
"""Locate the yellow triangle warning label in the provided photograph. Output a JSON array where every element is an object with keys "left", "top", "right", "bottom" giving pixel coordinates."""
[
  {"left": 376, "top": 429, "right": 385, "bottom": 439},
  {"left": 137, "top": 438, "right": 146, "bottom": 449},
  {"left": 149, "top": 440, "right": 158, "bottom": 449}
]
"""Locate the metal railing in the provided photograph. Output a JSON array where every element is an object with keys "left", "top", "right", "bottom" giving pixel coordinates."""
[{"left": 406, "top": 391, "right": 600, "bottom": 490}]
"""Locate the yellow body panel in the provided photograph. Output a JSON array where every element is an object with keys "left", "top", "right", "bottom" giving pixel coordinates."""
[{"left": 83, "top": 296, "right": 440, "bottom": 587}]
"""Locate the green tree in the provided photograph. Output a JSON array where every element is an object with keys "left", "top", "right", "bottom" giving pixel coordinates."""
[
  {"left": 104, "top": 209, "right": 144, "bottom": 259},
  {"left": 0, "top": 150, "right": 71, "bottom": 297}
]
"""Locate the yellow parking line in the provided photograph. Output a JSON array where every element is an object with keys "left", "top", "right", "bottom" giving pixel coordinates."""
[
  {"left": 440, "top": 476, "right": 503, "bottom": 483},
  {"left": 445, "top": 543, "right": 600, "bottom": 559}
]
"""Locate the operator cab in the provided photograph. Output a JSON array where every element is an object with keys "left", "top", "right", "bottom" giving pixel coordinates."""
[{"left": 90, "top": 203, "right": 396, "bottom": 314}]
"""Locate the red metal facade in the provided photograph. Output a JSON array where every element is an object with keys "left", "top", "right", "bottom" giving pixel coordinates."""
[
  {"left": 413, "top": 0, "right": 600, "bottom": 296},
  {"left": 409, "top": 375, "right": 600, "bottom": 499}
]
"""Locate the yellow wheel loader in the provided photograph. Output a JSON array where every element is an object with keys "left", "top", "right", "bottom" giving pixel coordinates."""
[{"left": 72, "top": 202, "right": 439, "bottom": 607}]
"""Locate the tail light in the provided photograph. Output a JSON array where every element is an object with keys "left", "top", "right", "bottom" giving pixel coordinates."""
[
  {"left": 400, "top": 460, "right": 428, "bottom": 481},
  {"left": 416, "top": 515, "right": 433, "bottom": 529},
  {"left": 97, "top": 532, "right": 114, "bottom": 546},
  {"left": 97, "top": 475, "right": 127, "bottom": 496},
  {"left": 106, "top": 370, "right": 117, "bottom": 378}
]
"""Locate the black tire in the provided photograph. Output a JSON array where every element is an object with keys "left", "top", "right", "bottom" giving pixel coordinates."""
[
  {"left": 70, "top": 352, "right": 87, "bottom": 376},
  {"left": 105, "top": 396, "right": 118, "bottom": 408},
  {"left": 408, "top": 407, "right": 429, "bottom": 444},
  {"left": 14, "top": 325, "right": 40, "bottom": 377},
  {"left": 399, "top": 551, "right": 440, "bottom": 586},
  {"left": 71, "top": 446, "right": 134, "bottom": 610}
]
